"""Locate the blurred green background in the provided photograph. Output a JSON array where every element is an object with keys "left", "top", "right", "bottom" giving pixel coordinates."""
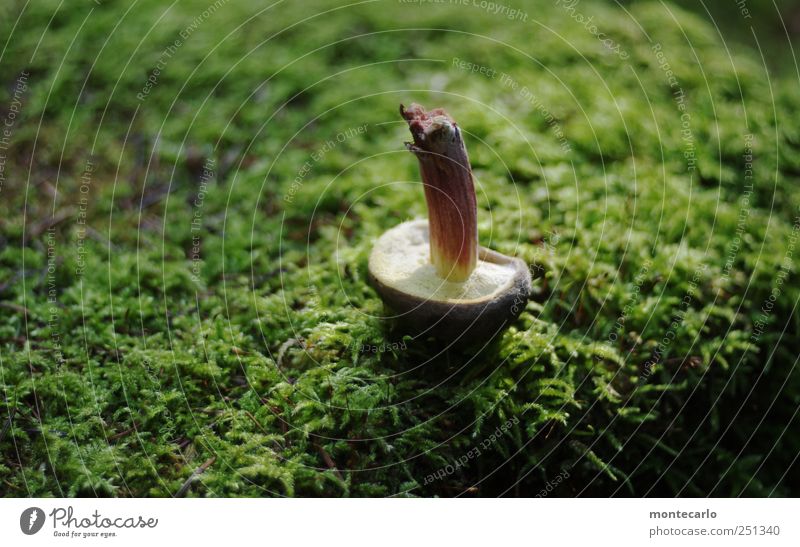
[{"left": 0, "top": 0, "right": 798, "bottom": 497}]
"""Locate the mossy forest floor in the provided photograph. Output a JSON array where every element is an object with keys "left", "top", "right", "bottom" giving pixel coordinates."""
[{"left": 1, "top": 0, "right": 799, "bottom": 496}]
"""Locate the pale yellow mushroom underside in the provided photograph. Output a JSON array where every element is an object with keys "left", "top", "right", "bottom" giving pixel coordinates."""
[{"left": 368, "top": 220, "right": 519, "bottom": 303}]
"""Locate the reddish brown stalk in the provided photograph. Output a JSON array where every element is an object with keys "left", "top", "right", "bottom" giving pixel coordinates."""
[{"left": 400, "top": 103, "right": 478, "bottom": 282}]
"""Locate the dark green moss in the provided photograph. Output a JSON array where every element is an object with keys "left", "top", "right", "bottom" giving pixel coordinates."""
[{"left": 1, "top": 0, "right": 798, "bottom": 497}]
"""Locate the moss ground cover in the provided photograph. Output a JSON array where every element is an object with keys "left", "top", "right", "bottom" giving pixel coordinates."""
[{"left": 1, "top": 0, "right": 798, "bottom": 496}]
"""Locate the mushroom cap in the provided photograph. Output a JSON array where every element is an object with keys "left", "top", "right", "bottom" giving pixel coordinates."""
[{"left": 368, "top": 219, "right": 532, "bottom": 340}]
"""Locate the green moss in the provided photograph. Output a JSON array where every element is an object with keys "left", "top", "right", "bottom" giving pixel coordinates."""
[{"left": 1, "top": 0, "right": 798, "bottom": 497}]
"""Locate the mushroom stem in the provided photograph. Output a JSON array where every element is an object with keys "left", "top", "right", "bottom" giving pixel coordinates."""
[{"left": 400, "top": 103, "right": 478, "bottom": 282}]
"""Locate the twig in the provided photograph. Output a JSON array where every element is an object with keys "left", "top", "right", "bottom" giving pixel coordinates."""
[
  {"left": 0, "top": 408, "right": 16, "bottom": 443},
  {"left": 175, "top": 456, "right": 216, "bottom": 498},
  {"left": 443, "top": 485, "right": 478, "bottom": 494},
  {"left": 315, "top": 444, "right": 343, "bottom": 480},
  {"left": 27, "top": 207, "right": 76, "bottom": 238},
  {"left": 108, "top": 425, "right": 136, "bottom": 442},
  {"left": 0, "top": 302, "right": 29, "bottom": 315}
]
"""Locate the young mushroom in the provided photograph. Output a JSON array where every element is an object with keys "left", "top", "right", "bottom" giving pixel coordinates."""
[{"left": 368, "top": 103, "right": 531, "bottom": 339}]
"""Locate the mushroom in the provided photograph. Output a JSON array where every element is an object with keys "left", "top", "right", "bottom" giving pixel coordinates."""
[{"left": 368, "top": 103, "right": 531, "bottom": 339}]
